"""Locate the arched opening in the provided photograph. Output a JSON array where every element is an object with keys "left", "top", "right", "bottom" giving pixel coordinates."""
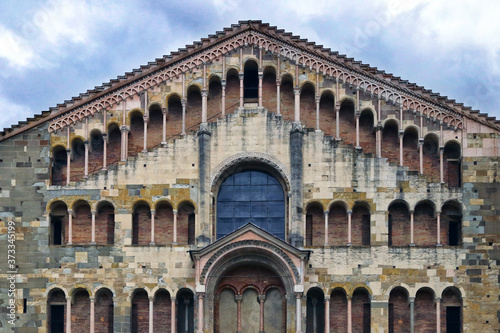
[
  {"left": 441, "top": 201, "right": 462, "bottom": 246},
  {"left": 330, "top": 288, "right": 347, "bottom": 332},
  {"left": 178, "top": 201, "right": 195, "bottom": 245},
  {"left": 415, "top": 288, "right": 436, "bottom": 332},
  {"left": 95, "top": 288, "right": 113, "bottom": 332},
  {"left": 72, "top": 200, "right": 92, "bottom": 245},
  {"left": 167, "top": 94, "right": 182, "bottom": 140},
  {"left": 352, "top": 202, "right": 370, "bottom": 246},
  {"left": 225, "top": 68, "right": 240, "bottom": 115},
  {"left": 328, "top": 202, "right": 348, "bottom": 246},
  {"left": 132, "top": 201, "right": 151, "bottom": 245},
  {"left": 72, "top": 289, "right": 90, "bottom": 332},
  {"left": 382, "top": 121, "right": 399, "bottom": 164},
  {"left": 131, "top": 289, "right": 149, "bottom": 332},
  {"left": 280, "top": 74, "right": 294, "bottom": 122},
  {"left": 444, "top": 141, "right": 461, "bottom": 187},
  {"left": 414, "top": 201, "right": 436, "bottom": 246},
  {"left": 154, "top": 289, "right": 171, "bottom": 333},
  {"left": 301, "top": 83, "right": 316, "bottom": 130},
  {"left": 148, "top": 104, "right": 163, "bottom": 148},
  {"left": 388, "top": 201, "right": 410, "bottom": 246},
  {"left": 71, "top": 138, "right": 85, "bottom": 182},
  {"left": 359, "top": 109, "right": 376, "bottom": 155},
  {"left": 319, "top": 90, "right": 335, "bottom": 136},
  {"left": 107, "top": 123, "right": 121, "bottom": 166},
  {"left": 89, "top": 129, "right": 104, "bottom": 172},
  {"left": 403, "top": 127, "right": 419, "bottom": 172},
  {"left": 352, "top": 288, "right": 370, "bottom": 333},
  {"left": 51, "top": 145, "right": 67, "bottom": 186},
  {"left": 128, "top": 111, "right": 144, "bottom": 155},
  {"left": 306, "top": 288, "right": 325, "bottom": 333},
  {"left": 423, "top": 134, "right": 440, "bottom": 181},
  {"left": 339, "top": 100, "right": 355, "bottom": 145},
  {"left": 47, "top": 288, "right": 66, "bottom": 333},
  {"left": 441, "top": 287, "right": 462, "bottom": 333},
  {"left": 208, "top": 76, "right": 222, "bottom": 122},
  {"left": 214, "top": 264, "right": 286, "bottom": 333},
  {"left": 305, "top": 202, "right": 324, "bottom": 247},
  {"left": 49, "top": 201, "right": 68, "bottom": 246},
  {"left": 176, "top": 289, "right": 194, "bottom": 333},
  {"left": 155, "top": 201, "right": 174, "bottom": 245},
  {"left": 96, "top": 201, "right": 115, "bottom": 245},
  {"left": 262, "top": 66, "right": 277, "bottom": 112},
  {"left": 389, "top": 287, "right": 410, "bottom": 333},
  {"left": 244, "top": 60, "right": 258, "bottom": 101},
  {"left": 186, "top": 85, "right": 202, "bottom": 131},
  {"left": 216, "top": 170, "right": 285, "bottom": 240}
]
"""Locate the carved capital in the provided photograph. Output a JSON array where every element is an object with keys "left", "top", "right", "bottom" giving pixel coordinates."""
[{"left": 235, "top": 295, "right": 243, "bottom": 302}]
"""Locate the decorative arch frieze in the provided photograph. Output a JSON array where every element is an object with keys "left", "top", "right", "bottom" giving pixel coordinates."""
[{"left": 49, "top": 29, "right": 464, "bottom": 133}]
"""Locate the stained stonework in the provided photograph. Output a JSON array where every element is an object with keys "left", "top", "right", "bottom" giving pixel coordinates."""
[{"left": 1, "top": 20, "right": 500, "bottom": 333}]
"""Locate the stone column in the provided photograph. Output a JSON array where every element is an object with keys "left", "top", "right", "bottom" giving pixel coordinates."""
[
  {"left": 295, "top": 292, "right": 303, "bottom": 333},
  {"left": 419, "top": 139, "right": 424, "bottom": 174},
  {"left": 90, "top": 296, "right": 95, "bottom": 333},
  {"left": 102, "top": 133, "right": 107, "bottom": 170},
  {"left": 335, "top": 105, "right": 341, "bottom": 141},
  {"left": 347, "top": 210, "right": 352, "bottom": 246},
  {"left": 150, "top": 209, "right": 155, "bottom": 245},
  {"left": 436, "top": 211, "right": 442, "bottom": 246},
  {"left": 294, "top": 88, "right": 301, "bottom": 123},
  {"left": 347, "top": 296, "right": 352, "bottom": 333},
  {"left": 276, "top": 81, "right": 281, "bottom": 116},
  {"left": 84, "top": 140, "right": 89, "bottom": 178},
  {"left": 399, "top": 130, "right": 404, "bottom": 166},
  {"left": 143, "top": 116, "right": 148, "bottom": 153},
  {"left": 316, "top": 96, "right": 321, "bottom": 131},
  {"left": 236, "top": 295, "right": 243, "bottom": 333},
  {"left": 120, "top": 126, "right": 129, "bottom": 161},
  {"left": 162, "top": 107, "right": 167, "bottom": 145},
  {"left": 324, "top": 210, "right": 329, "bottom": 246},
  {"left": 239, "top": 72, "right": 244, "bottom": 108},
  {"left": 91, "top": 210, "right": 96, "bottom": 245},
  {"left": 173, "top": 209, "right": 178, "bottom": 245},
  {"left": 198, "top": 124, "right": 212, "bottom": 246},
  {"left": 171, "top": 297, "right": 177, "bottom": 333},
  {"left": 66, "top": 148, "right": 71, "bottom": 184},
  {"left": 181, "top": 98, "right": 187, "bottom": 135},
  {"left": 410, "top": 210, "right": 415, "bottom": 246},
  {"left": 436, "top": 297, "right": 441, "bottom": 333},
  {"left": 355, "top": 114, "right": 361, "bottom": 149},
  {"left": 67, "top": 209, "right": 73, "bottom": 245},
  {"left": 149, "top": 296, "right": 154, "bottom": 333},
  {"left": 221, "top": 80, "right": 226, "bottom": 117},
  {"left": 409, "top": 297, "right": 415, "bottom": 333},
  {"left": 439, "top": 146, "right": 444, "bottom": 183},
  {"left": 202, "top": 90, "right": 208, "bottom": 123},
  {"left": 290, "top": 123, "right": 304, "bottom": 247},
  {"left": 197, "top": 293, "right": 205, "bottom": 333},
  {"left": 66, "top": 296, "right": 72, "bottom": 333},
  {"left": 258, "top": 295, "right": 266, "bottom": 333},
  {"left": 258, "top": 72, "right": 263, "bottom": 108},
  {"left": 324, "top": 296, "right": 330, "bottom": 333}
]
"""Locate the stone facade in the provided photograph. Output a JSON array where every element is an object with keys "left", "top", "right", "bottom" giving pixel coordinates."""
[{"left": 0, "top": 21, "right": 499, "bottom": 332}]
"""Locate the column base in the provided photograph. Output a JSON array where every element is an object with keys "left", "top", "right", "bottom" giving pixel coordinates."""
[
  {"left": 259, "top": 331, "right": 265, "bottom": 333},
  {"left": 101, "top": 168, "right": 107, "bottom": 172},
  {"left": 161, "top": 142, "right": 168, "bottom": 146},
  {"left": 90, "top": 242, "right": 96, "bottom": 246},
  {"left": 149, "top": 242, "right": 155, "bottom": 246},
  {"left": 410, "top": 243, "right": 415, "bottom": 247},
  {"left": 142, "top": 149, "right": 147, "bottom": 153},
  {"left": 335, "top": 137, "right": 341, "bottom": 142},
  {"left": 315, "top": 129, "right": 322, "bottom": 133},
  {"left": 347, "top": 242, "right": 352, "bottom": 247},
  {"left": 84, "top": 175, "right": 89, "bottom": 179},
  {"left": 436, "top": 243, "right": 442, "bottom": 247},
  {"left": 355, "top": 146, "right": 362, "bottom": 150},
  {"left": 172, "top": 242, "right": 178, "bottom": 246}
]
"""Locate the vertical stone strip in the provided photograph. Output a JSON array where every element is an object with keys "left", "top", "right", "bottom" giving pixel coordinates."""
[
  {"left": 198, "top": 124, "right": 212, "bottom": 245},
  {"left": 197, "top": 293, "right": 205, "bottom": 333},
  {"left": 182, "top": 74, "right": 186, "bottom": 135},
  {"left": 162, "top": 107, "right": 167, "bottom": 145},
  {"left": 277, "top": 56, "right": 281, "bottom": 115},
  {"left": 239, "top": 48, "right": 244, "bottom": 108},
  {"left": 290, "top": 123, "right": 304, "bottom": 247},
  {"left": 236, "top": 295, "right": 243, "bottom": 333},
  {"left": 410, "top": 210, "right": 415, "bottom": 246},
  {"left": 347, "top": 296, "right": 352, "bottom": 333},
  {"left": 150, "top": 209, "right": 155, "bottom": 245},
  {"left": 90, "top": 296, "right": 95, "bottom": 333},
  {"left": 436, "top": 211, "right": 442, "bottom": 246},
  {"left": 149, "top": 296, "right": 154, "bottom": 333},
  {"left": 324, "top": 210, "right": 329, "bottom": 246},
  {"left": 91, "top": 210, "right": 96, "bottom": 245},
  {"left": 295, "top": 292, "right": 303, "bottom": 333},
  {"left": 258, "top": 295, "right": 265, "bottom": 333},
  {"left": 347, "top": 210, "right": 352, "bottom": 246},
  {"left": 410, "top": 297, "right": 415, "bottom": 333},
  {"left": 324, "top": 296, "right": 330, "bottom": 333},
  {"left": 171, "top": 297, "right": 177, "bottom": 333},
  {"left": 66, "top": 296, "right": 72, "bottom": 333},
  {"left": 103, "top": 108, "right": 108, "bottom": 170},
  {"left": 173, "top": 209, "right": 178, "bottom": 244},
  {"left": 436, "top": 297, "right": 441, "bottom": 333},
  {"left": 66, "top": 127, "right": 71, "bottom": 184},
  {"left": 68, "top": 209, "right": 73, "bottom": 245},
  {"left": 222, "top": 56, "right": 226, "bottom": 117}
]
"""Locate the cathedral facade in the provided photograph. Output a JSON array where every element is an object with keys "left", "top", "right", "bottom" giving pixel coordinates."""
[{"left": 1, "top": 21, "right": 499, "bottom": 332}]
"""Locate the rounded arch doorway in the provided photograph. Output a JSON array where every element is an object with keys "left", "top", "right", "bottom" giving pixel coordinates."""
[{"left": 214, "top": 264, "right": 286, "bottom": 333}]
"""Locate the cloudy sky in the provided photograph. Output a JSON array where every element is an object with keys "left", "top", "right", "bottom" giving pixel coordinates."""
[{"left": 1, "top": 0, "right": 499, "bottom": 131}]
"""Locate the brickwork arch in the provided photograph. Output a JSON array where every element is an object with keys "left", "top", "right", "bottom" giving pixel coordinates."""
[
  {"left": 148, "top": 103, "right": 164, "bottom": 148},
  {"left": 352, "top": 287, "right": 371, "bottom": 333},
  {"left": 328, "top": 201, "right": 348, "bottom": 246},
  {"left": 389, "top": 286, "right": 410, "bottom": 333},
  {"left": 262, "top": 65, "right": 277, "bottom": 113},
  {"left": 280, "top": 73, "right": 295, "bottom": 121}
]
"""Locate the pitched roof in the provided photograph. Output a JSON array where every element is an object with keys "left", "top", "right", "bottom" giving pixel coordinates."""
[{"left": 1, "top": 20, "right": 499, "bottom": 141}]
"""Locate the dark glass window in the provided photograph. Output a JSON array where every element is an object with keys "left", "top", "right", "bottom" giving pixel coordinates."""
[{"left": 217, "top": 171, "right": 285, "bottom": 239}]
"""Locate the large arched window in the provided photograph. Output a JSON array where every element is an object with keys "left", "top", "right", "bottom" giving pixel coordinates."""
[{"left": 216, "top": 170, "right": 285, "bottom": 239}]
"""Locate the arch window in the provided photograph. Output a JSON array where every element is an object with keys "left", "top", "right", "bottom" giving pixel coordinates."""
[
  {"left": 72, "top": 200, "right": 92, "bottom": 244},
  {"left": 328, "top": 202, "right": 348, "bottom": 246},
  {"left": 96, "top": 201, "right": 115, "bottom": 245},
  {"left": 155, "top": 201, "right": 174, "bottom": 245},
  {"left": 441, "top": 287, "right": 462, "bottom": 332},
  {"left": 243, "top": 60, "right": 258, "bottom": 100},
  {"left": 441, "top": 201, "right": 462, "bottom": 246},
  {"left": 208, "top": 76, "right": 222, "bottom": 121},
  {"left": 382, "top": 121, "right": 399, "bottom": 164},
  {"left": 148, "top": 104, "right": 163, "bottom": 149},
  {"left": 306, "top": 288, "right": 325, "bottom": 333},
  {"left": 423, "top": 134, "right": 440, "bottom": 181},
  {"left": 262, "top": 66, "right": 277, "bottom": 112},
  {"left": 166, "top": 95, "right": 183, "bottom": 139},
  {"left": 359, "top": 109, "right": 376, "bottom": 155},
  {"left": 176, "top": 289, "right": 194, "bottom": 333},
  {"left": 89, "top": 130, "right": 104, "bottom": 172},
  {"left": 47, "top": 288, "right": 66, "bottom": 333},
  {"left": 444, "top": 142, "right": 461, "bottom": 187},
  {"left": 71, "top": 138, "right": 85, "bottom": 181},
  {"left": 178, "top": 201, "right": 195, "bottom": 245},
  {"left": 388, "top": 201, "right": 410, "bottom": 246},
  {"left": 49, "top": 201, "right": 68, "bottom": 245},
  {"left": 300, "top": 83, "right": 316, "bottom": 130},
  {"left": 329, "top": 288, "right": 347, "bottom": 332},
  {"left": 51, "top": 145, "right": 67, "bottom": 186},
  {"left": 389, "top": 287, "right": 410, "bottom": 333},
  {"left": 216, "top": 170, "right": 285, "bottom": 240},
  {"left": 225, "top": 68, "right": 240, "bottom": 115},
  {"left": 95, "top": 288, "right": 113, "bottom": 332},
  {"left": 415, "top": 288, "right": 436, "bottom": 332},
  {"left": 72, "top": 289, "right": 90, "bottom": 333},
  {"left": 319, "top": 91, "right": 335, "bottom": 136},
  {"left": 352, "top": 203, "right": 370, "bottom": 246},
  {"left": 305, "top": 202, "right": 324, "bottom": 247},
  {"left": 132, "top": 201, "right": 151, "bottom": 245},
  {"left": 131, "top": 289, "right": 149, "bottom": 332},
  {"left": 154, "top": 289, "right": 171, "bottom": 333},
  {"left": 403, "top": 127, "right": 419, "bottom": 172},
  {"left": 107, "top": 123, "right": 121, "bottom": 166},
  {"left": 186, "top": 85, "right": 202, "bottom": 131},
  {"left": 413, "top": 201, "right": 436, "bottom": 246},
  {"left": 280, "top": 75, "right": 294, "bottom": 122},
  {"left": 339, "top": 100, "right": 355, "bottom": 145},
  {"left": 352, "top": 288, "right": 371, "bottom": 333}
]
